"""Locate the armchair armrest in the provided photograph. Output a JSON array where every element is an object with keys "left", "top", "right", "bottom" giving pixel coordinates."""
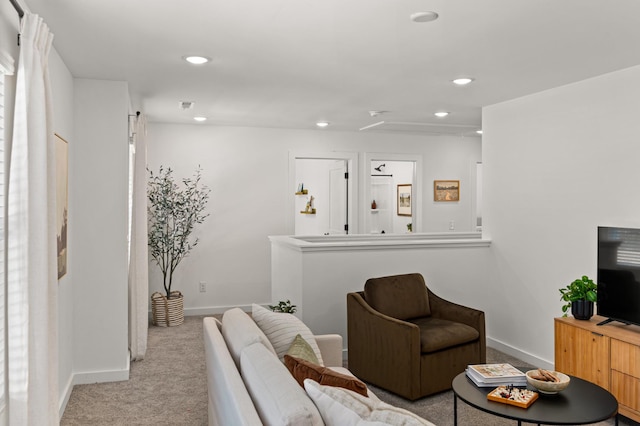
[
  {"left": 428, "top": 289, "right": 486, "bottom": 363},
  {"left": 347, "top": 292, "right": 422, "bottom": 399},
  {"left": 315, "top": 334, "right": 343, "bottom": 368}
]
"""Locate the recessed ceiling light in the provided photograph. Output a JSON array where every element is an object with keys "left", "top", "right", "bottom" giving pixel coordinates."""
[
  {"left": 316, "top": 121, "right": 329, "bottom": 128},
  {"left": 410, "top": 11, "right": 439, "bottom": 23},
  {"left": 183, "top": 55, "right": 210, "bottom": 65},
  {"left": 434, "top": 112, "right": 449, "bottom": 118},
  {"left": 193, "top": 116, "right": 207, "bottom": 122},
  {"left": 452, "top": 78, "right": 474, "bottom": 86}
]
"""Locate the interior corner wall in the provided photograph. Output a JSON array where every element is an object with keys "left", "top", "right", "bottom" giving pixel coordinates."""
[
  {"left": 482, "top": 65, "right": 640, "bottom": 365},
  {"left": 71, "top": 79, "right": 130, "bottom": 383},
  {"left": 146, "top": 124, "right": 481, "bottom": 312}
]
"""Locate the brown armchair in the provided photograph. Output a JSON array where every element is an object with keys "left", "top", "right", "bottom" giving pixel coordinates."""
[{"left": 347, "top": 273, "right": 486, "bottom": 400}]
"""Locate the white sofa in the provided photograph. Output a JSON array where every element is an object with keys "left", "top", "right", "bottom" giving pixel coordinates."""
[{"left": 203, "top": 305, "right": 437, "bottom": 426}]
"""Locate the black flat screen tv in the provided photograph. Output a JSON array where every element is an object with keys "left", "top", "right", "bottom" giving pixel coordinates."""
[{"left": 597, "top": 226, "right": 640, "bottom": 326}]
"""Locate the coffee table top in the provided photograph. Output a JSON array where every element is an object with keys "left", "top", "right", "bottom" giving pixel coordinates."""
[{"left": 452, "top": 370, "right": 618, "bottom": 425}]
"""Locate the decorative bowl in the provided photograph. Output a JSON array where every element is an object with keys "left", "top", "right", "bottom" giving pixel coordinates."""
[{"left": 526, "top": 369, "right": 570, "bottom": 394}]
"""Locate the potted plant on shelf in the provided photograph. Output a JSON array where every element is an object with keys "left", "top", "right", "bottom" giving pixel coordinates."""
[
  {"left": 148, "top": 166, "right": 210, "bottom": 327},
  {"left": 559, "top": 275, "right": 597, "bottom": 320}
]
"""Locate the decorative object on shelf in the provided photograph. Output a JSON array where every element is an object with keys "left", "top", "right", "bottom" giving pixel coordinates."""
[
  {"left": 371, "top": 199, "right": 377, "bottom": 209},
  {"left": 559, "top": 275, "right": 597, "bottom": 320},
  {"left": 301, "top": 195, "right": 316, "bottom": 214},
  {"left": 397, "top": 184, "right": 412, "bottom": 216},
  {"left": 434, "top": 180, "right": 460, "bottom": 202},
  {"left": 268, "top": 299, "right": 297, "bottom": 314},
  {"left": 296, "top": 183, "right": 308, "bottom": 195},
  {"left": 147, "top": 166, "right": 210, "bottom": 326}
]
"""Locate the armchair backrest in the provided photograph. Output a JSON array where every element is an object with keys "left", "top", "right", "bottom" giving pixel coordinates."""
[{"left": 363, "top": 273, "right": 431, "bottom": 320}]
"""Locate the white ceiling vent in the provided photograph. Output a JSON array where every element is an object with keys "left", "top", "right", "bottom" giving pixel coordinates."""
[{"left": 178, "top": 101, "right": 195, "bottom": 110}]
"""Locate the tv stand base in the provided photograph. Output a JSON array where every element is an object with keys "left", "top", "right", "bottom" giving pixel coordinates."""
[{"left": 597, "top": 317, "right": 631, "bottom": 326}]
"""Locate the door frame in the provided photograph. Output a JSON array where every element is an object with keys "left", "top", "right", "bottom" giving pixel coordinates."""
[
  {"left": 287, "top": 151, "right": 358, "bottom": 235},
  {"left": 362, "top": 152, "right": 422, "bottom": 233}
]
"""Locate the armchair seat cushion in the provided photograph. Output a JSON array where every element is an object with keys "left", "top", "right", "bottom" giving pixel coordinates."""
[{"left": 408, "top": 317, "right": 479, "bottom": 353}]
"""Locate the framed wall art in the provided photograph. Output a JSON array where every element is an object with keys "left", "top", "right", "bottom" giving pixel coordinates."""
[
  {"left": 56, "top": 133, "right": 68, "bottom": 279},
  {"left": 397, "top": 184, "right": 412, "bottom": 216},
  {"left": 434, "top": 180, "right": 459, "bottom": 202}
]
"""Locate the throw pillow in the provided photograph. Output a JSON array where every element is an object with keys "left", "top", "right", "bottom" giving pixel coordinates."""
[
  {"left": 284, "top": 355, "right": 369, "bottom": 397},
  {"left": 287, "top": 334, "right": 320, "bottom": 365},
  {"left": 221, "top": 307, "right": 276, "bottom": 369},
  {"left": 251, "top": 303, "right": 324, "bottom": 365},
  {"left": 304, "top": 380, "right": 436, "bottom": 426}
]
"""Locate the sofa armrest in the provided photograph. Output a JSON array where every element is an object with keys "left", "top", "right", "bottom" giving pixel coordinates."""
[
  {"left": 315, "top": 334, "right": 343, "bottom": 367},
  {"left": 428, "top": 290, "right": 486, "bottom": 363},
  {"left": 347, "top": 292, "right": 422, "bottom": 399}
]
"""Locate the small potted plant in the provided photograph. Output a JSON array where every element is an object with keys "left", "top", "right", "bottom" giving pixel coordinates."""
[
  {"left": 268, "top": 300, "right": 297, "bottom": 314},
  {"left": 559, "top": 275, "right": 597, "bottom": 320},
  {"left": 148, "top": 166, "right": 210, "bottom": 326}
]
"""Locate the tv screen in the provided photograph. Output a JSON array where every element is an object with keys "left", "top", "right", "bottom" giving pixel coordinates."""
[{"left": 597, "top": 226, "right": 640, "bottom": 326}]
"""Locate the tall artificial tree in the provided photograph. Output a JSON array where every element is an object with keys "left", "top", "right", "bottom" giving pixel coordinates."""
[{"left": 147, "top": 166, "right": 210, "bottom": 298}]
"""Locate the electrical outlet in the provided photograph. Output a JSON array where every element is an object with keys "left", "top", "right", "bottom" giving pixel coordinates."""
[
  {"left": 199, "top": 281, "right": 206, "bottom": 292},
  {"left": 449, "top": 220, "right": 455, "bottom": 231}
]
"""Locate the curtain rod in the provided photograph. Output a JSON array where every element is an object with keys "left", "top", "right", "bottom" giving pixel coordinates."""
[{"left": 9, "top": 0, "right": 24, "bottom": 18}]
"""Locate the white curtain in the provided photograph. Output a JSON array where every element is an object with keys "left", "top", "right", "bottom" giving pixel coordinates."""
[
  {"left": 128, "top": 113, "right": 148, "bottom": 361},
  {"left": 7, "top": 13, "right": 58, "bottom": 425}
]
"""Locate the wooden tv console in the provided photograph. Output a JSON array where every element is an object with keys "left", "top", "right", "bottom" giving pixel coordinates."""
[{"left": 555, "top": 315, "right": 640, "bottom": 422}]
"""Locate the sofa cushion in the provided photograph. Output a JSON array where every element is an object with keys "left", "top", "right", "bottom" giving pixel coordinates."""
[
  {"left": 304, "top": 379, "right": 435, "bottom": 426},
  {"left": 364, "top": 273, "right": 431, "bottom": 320},
  {"left": 284, "top": 355, "right": 369, "bottom": 397},
  {"left": 408, "top": 316, "right": 479, "bottom": 353},
  {"left": 252, "top": 303, "right": 324, "bottom": 365},
  {"left": 222, "top": 307, "right": 276, "bottom": 369},
  {"left": 241, "top": 342, "right": 324, "bottom": 426},
  {"left": 287, "top": 334, "right": 320, "bottom": 364}
]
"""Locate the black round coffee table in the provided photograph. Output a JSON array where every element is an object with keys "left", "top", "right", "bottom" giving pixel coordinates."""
[{"left": 452, "top": 370, "right": 618, "bottom": 425}]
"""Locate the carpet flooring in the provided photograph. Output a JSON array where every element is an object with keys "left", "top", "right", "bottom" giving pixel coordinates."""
[{"left": 61, "top": 315, "right": 639, "bottom": 425}]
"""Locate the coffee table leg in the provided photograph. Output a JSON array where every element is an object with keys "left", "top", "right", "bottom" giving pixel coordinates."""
[{"left": 453, "top": 394, "right": 457, "bottom": 426}]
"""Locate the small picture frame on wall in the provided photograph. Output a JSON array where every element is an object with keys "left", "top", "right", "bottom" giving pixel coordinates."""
[
  {"left": 434, "top": 180, "right": 460, "bottom": 202},
  {"left": 397, "top": 184, "right": 412, "bottom": 216}
]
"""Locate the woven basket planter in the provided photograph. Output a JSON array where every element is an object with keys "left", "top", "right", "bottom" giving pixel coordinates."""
[{"left": 151, "top": 291, "right": 184, "bottom": 327}]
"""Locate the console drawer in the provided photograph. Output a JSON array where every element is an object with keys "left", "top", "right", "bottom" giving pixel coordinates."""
[
  {"left": 611, "top": 370, "right": 640, "bottom": 412},
  {"left": 611, "top": 339, "right": 640, "bottom": 379}
]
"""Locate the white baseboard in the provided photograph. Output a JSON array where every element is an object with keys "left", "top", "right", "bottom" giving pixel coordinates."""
[
  {"left": 59, "top": 374, "right": 74, "bottom": 421},
  {"left": 486, "top": 336, "right": 553, "bottom": 370},
  {"left": 148, "top": 304, "right": 255, "bottom": 317},
  {"left": 71, "top": 358, "right": 130, "bottom": 386}
]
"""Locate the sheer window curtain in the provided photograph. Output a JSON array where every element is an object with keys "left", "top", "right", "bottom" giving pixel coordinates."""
[
  {"left": 128, "top": 113, "right": 148, "bottom": 361},
  {"left": 7, "top": 13, "right": 58, "bottom": 425}
]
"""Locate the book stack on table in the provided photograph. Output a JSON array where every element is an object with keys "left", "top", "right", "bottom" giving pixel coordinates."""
[{"left": 465, "top": 363, "right": 527, "bottom": 387}]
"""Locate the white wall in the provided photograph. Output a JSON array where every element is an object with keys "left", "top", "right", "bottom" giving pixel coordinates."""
[
  {"left": 483, "top": 65, "right": 640, "bottom": 366},
  {"left": 72, "top": 79, "right": 130, "bottom": 383},
  {"left": 147, "top": 124, "right": 481, "bottom": 312},
  {"left": 48, "top": 47, "right": 75, "bottom": 414}
]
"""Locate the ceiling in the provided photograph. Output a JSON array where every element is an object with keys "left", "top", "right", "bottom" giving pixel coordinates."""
[{"left": 20, "top": 0, "right": 640, "bottom": 135}]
